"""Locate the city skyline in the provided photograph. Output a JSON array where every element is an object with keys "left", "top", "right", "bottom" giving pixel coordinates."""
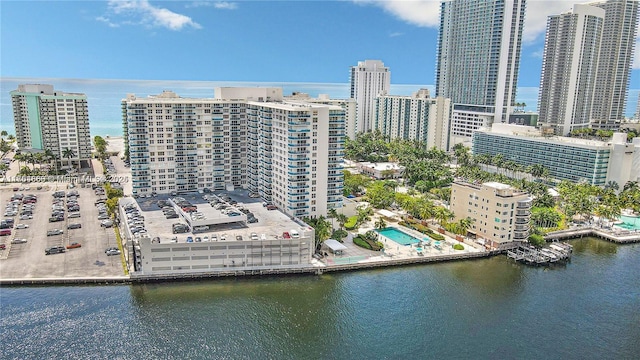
[{"left": 1, "top": 0, "right": 638, "bottom": 88}]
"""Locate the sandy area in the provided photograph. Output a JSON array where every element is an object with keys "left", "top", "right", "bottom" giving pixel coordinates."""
[{"left": 104, "top": 136, "right": 125, "bottom": 157}]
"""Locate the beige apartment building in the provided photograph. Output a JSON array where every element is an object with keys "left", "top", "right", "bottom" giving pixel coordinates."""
[{"left": 450, "top": 181, "right": 532, "bottom": 250}]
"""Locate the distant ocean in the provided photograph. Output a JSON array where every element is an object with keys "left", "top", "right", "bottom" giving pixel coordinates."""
[{"left": 1, "top": 77, "right": 638, "bottom": 137}]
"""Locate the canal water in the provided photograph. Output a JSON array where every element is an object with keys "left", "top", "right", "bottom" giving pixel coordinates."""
[{"left": 2, "top": 237, "right": 639, "bottom": 359}]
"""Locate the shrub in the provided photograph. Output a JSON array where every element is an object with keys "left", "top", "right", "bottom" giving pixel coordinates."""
[
  {"left": 453, "top": 244, "right": 464, "bottom": 250},
  {"left": 528, "top": 234, "right": 546, "bottom": 248},
  {"left": 353, "top": 236, "right": 372, "bottom": 250},
  {"left": 344, "top": 216, "right": 358, "bottom": 230},
  {"left": 332, "top": 229, "right": 348, "bottom": 240},
  {"left": 428, "top": 233, "right": 445, "bottom": 241}
]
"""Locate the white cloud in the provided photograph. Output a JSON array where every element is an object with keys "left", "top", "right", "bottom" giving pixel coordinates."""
[
  {"left": 389, "top": 32, "right": 404, "bottom": 38},
  {"left": 100, "top": 0, "right": 201, "bottom": 31},
  {"left": 96, "top": 16, "right": 120, "bottom": 28},
  {"left": 186, "top": 1, "right": 238, "bottom": 10},
  {"left": 352, "top": 0, "right": 580, "bottom": 44},
  {"left": 353, "top": 0, "right": 440, "bottom": 27}
]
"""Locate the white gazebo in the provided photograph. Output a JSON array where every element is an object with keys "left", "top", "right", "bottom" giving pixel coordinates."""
[{"left": 322, "top": 239, "right": 347, "bottom": 255}]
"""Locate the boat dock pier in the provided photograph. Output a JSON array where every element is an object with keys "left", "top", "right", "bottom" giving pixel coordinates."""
[
  {"left": 545, "top": 227, "right": 640, "bottom": 244},
  {"left": 507, "top": 242, "right": 572, "bottom": 266}
]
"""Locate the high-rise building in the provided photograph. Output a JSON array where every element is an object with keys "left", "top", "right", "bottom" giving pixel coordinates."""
[
  {"left": 538, "top": 0, "right": 639, "bottom": 134},
  {"left": 436, "top": 0, "right": 526, "bottom": 146},
  {"left": 538, "top": 4, "right": 606, "bottom": 135},
  {"left": 450, "top": 181, "right": 532, "bottom": 250},
  {"left": 374, "top": 89, "right": 452, "bottom": 151},
  {"left": 285, "top": 92, "right": 357, "bottom": 139},
  {"left": 11, "top": 84, "right": 92, "bottom": 169},
  {"left": 122, "top": 88, "right": 345, "bottom": 218},
  {"left": 350, "top": 60, "right": 390, "bottom": 135},
  {"left": 589, "top": 0, "right": 639, "bottom": 130}
]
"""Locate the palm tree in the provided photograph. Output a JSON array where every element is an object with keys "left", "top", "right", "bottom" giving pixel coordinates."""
[
  {"left": 457, "top": 217, "right": 474, "bottom": 238},
  {"left": 375, "top": 217, "right": 387, "bottom": 230},
  {"left": 604, "top": 181, "right": 619, "bottom": 192},
  {"left": 336, "top": 213, "right": 348, "bottom": 231},
  {"left": 434, "top": 206, "right": 454, "bottom": 227},
  {"left": 62, "top": 147, "right": 75, "bottom": 172},
  {"left": 356, "top": 206, "right": 373, "bottom": 227}
]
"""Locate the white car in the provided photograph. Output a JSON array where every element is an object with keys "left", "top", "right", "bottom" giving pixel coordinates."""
[
  {"left": 106, "top": 249, "right": 121, "bottom": 256},
  {"left": 15, "top": 223, "right": 29, "bottom": 229},
  {"left": 202, "top": 236, "right": 209, "bottom": 242},
  {"left": 11, "top": 238, "right": 27, "bottom": 244},
  {"left": 19, "top": 215, "right": 33, "bottom": 220}
]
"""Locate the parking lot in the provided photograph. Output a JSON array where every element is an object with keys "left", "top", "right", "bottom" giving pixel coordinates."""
[
  {"left": 0, "top": 182, "right": 125, "bottom": 279},
  {"left": 128, "top": 190, "right": 308, "bottom": 245}
]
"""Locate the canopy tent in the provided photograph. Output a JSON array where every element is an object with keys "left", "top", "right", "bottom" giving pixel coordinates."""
[{"left": 323, "top": 239, "right": 348, "bottom": 255}]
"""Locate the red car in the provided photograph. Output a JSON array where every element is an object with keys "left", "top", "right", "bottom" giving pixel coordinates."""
[
  {"left": 283, "top": 232, "right": 291, "bottom": 239},
  {"left": 66, "top": 242, "right": 82, "bottom": 249},
  {"left": 0, "top": 244, "right": 6, "bottom": 250}
]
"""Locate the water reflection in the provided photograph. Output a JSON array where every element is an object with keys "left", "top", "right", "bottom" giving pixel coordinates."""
[{"left": 571, "top": 237, "right": 617, "bottom": 256}]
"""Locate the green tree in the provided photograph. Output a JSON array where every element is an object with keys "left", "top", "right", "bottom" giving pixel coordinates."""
[
  {"left": 434, "top": 206, "right": 454, "bottom": 227},
  {"left": 365, "top": 181, "right": 395, "bottom": 209},
  {"left": 375, "top": 217, "right": 387, "bottom": 230},
  {"left": 62, "top": 147, "right": 75, "bottom": 172},
  {"left": 303, "top": 216, "right": 332, "bottom": 250},
  {"left": 356, "top": 206, "right": 374, "bottom": 227}
]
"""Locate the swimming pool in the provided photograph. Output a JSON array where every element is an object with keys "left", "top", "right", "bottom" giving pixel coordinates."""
[
  {"left": 616, "top": 215, "right": 640, "bottom": 230},
  {"left": 376, "top": 227, "right": 421, "bottom": 246}
]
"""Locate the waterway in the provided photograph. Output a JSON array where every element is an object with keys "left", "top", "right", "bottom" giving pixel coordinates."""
[{"left": 2, "top": 237, "right": 639, "bottom": 359}]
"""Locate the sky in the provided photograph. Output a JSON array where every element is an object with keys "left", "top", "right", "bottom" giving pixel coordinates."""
[{"left": 1, "top": 0, "right": 639, "bottom": 88}]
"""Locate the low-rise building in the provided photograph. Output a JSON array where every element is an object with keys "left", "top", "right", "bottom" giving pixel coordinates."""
[
  {"left": 450, "top": 181, "right": 531, "bottom": 250},
  {"left": 356, "top": 162, "right": 404, "bottom": 179},
  {"left": 473, "top": 123, "right": 640, "bottom": 186}
]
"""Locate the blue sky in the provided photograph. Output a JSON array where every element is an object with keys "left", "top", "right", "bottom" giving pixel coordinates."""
[{"left": 1, "top": 0, "right": 639, "bottom": 88}]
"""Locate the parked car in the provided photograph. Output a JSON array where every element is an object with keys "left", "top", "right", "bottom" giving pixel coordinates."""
[
  {"left": 266, "top": 205, "right": 277, "bottom": 210},
  {"left": 101, "top": 220, "right": 114, "bottom": 228},
  {"left": 67, "top": 223, "right": 82, "bottom": 229},
  {"left": 45, "top": 246, "right": 65, "bottom": 255},
  {"left": 106, "top": 249, "right": 121, "bottom": 256},
  {"left": 251, "top": 233, "right": 259, "bottom": 241},
  {"left": 68, "top": 213, "right": 81, "bottom": 218},
  {"left": 15, "top": 223, "right": 29, "bottom": 229},
  {"left": 66, "top": 242, "right": 82, "bottom": 249},
  {"left": 47, "top": 229, "right": 64, "bottom": 236},
  {"left": 11, "top": 238, "right": 27, "bottom": 244}
]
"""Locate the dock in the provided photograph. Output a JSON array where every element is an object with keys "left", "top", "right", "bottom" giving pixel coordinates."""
[
  {"left": 507, "top": 242, "right": 572, "bottom": 266},
  {"left": 544, "top": 227, "right": 640, "bottom": 244}
]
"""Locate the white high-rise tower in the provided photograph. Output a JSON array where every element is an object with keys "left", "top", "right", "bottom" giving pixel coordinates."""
[
  {"left": 538, "top": 4, "right": 606, "bottom": 135},
  {"left": 11, "top": 84, "right": 92, "bottom": 170},
  {"left": 436, "top": 0, "right": 526, "bottom": 146},
  {"left": 350, "top": 60, "right": 390, "bottom": 135},
  {"left": 589, "top": 0, "right": 639, "bottom": 130}
]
